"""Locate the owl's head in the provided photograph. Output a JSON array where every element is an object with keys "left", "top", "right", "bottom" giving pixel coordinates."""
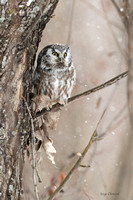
[{"left": 37, "top": 44, "right": 72, "bottom": 71}]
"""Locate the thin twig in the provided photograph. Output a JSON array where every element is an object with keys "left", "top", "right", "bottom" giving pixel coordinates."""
[
  {"left": 81, "top": 0, "right": 124, "bottom": 31},
  {"left": 102, "top": 0, "right": 128, "bottom": 59},
  {"left": 101, "top": 103, "right": 127, "bottom": 137},
  {"left": 22, "top": 97, "right": 40, "bottom": 200},
  {"left": 66, "top": 0, "right": 75, "bottom": 44},
  {"left": 111, "top": 0, "right": 128, "bottom": 29},
  {"left": 36, "top": 71, "right": 128, "bottom": 118},
  {"left": 36, "top": 168, "right": 42, "bottom": 183},
  {"left": 47, "top": 110, "right": 106, "bottom": 200}
]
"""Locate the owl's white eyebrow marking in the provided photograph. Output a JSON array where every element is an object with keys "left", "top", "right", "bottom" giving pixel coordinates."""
[
  {"left": 54, "top": 49, "right": 61, "bottom": 55},
  {"left": 46, "top": 48, "right": 52, "bottom": 55}
]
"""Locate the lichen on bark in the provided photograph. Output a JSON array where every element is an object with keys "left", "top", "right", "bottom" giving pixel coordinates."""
[{"left": 0, "top": 0, "right": 59, "bottom": 199}]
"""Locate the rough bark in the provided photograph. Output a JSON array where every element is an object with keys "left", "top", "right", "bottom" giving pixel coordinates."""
[
  {"left": 0, "top": 0, "right": 58, "bottom": 199},
  {"left": 128, "top": 5, "right": 133, "bottom": 121},
  {"left": 127, "top": 4, "right": 133, "bottom": 199}
]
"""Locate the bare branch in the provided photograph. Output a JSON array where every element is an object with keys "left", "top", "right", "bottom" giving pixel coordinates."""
[
  {"left": 47, "top": 110, "right": 106, "bottom": 200},
  {"left": 22, "top": 97, "right": 40, "bottom": 200},
  {"left": 111, "top": 0, "right": 128, "bottom": 29},
  {"left": 100, "top": 104, "right": 127, "bottom": 137},
  {"left": 102, "top": 0, "right": 128, "bottom": 59},
  {"left": 81, "top": 0, "right": 124, "bottom": 31},
  {"left": 66, "top": 0, "right": 75, "bottom": 44},
  {"left": 35, "top": 71, "right": 128, "bottom": 118}
]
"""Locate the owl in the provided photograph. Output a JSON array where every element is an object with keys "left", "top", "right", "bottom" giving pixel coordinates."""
[{"left": 33, "top": 44, "right": 76, "bottom": 106}]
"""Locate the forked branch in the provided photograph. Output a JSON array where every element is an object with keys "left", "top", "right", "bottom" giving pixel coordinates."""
[{"left": 47, "top": 110, "right": 106, "bottom": 200}]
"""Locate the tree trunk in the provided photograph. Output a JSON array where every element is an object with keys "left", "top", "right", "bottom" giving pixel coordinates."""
[
  {"left": 127, "top": 5, "right": 133, "bottom": 199},
  {"left": 114, "top": 2, "right": 133, "bottom": 199},
  {"left": 0, "top": 1, "right": 58, "bottom": 199}
]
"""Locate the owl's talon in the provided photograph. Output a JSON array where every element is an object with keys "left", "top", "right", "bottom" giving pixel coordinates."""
[
  {"left": 59, "top": 100, "right": 67, "bottom": 106},
  {"left": 46, "top": 100, "right": 67, "bottom": 110},
  {"left": 46, "top": 104, "right": 52, "bottom": 110},
  {"left": 46, "top": 102, "right": 55, "bottom": 110}
]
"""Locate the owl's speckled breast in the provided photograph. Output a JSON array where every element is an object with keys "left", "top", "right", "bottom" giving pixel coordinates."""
[{"left": 41, "top": 66, "right": 76, "bottom": 102}]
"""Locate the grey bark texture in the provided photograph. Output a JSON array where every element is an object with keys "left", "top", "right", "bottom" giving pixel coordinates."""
[
  {"left": 127, "top": 5, "right": 133, "bottom": 199},
  {"left": 128, "top": 5, "right": 133, "bottom": 122},
  {"left": 0, "top": 0, "right": 58, "bottom": 199}
]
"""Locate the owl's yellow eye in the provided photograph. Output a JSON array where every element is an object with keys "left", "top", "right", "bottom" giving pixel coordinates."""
[
  {"left": 52, "top": 52, "right": 58, "bottom": 56},
  {"left": 64, "top": 52, "right": 67, "bottom": 58}
]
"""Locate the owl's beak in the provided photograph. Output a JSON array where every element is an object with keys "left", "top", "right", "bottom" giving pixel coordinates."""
[{"left": 58, "top": 57, "right": 64, "bottom": 63}]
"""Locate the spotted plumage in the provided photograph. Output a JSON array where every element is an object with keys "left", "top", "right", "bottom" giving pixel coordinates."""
[{"left": 33, "top": 44, "right": 76, "bottom": 105}]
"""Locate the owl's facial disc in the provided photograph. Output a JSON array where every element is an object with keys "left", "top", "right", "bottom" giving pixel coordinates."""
[
  {"left": 63, "top": 49, "right": 72, "bottom": 66},
  {"left": 46, "top": 48, "right": 71, "bottom": 68}
]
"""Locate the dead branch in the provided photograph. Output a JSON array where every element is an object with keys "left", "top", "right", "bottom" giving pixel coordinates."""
[
  {"left": 102, "top": 0, "right": 128, "bottom": 59},
  {"left": 111, "top": 0, "right": 129, "bottom": 29},
  {"left": 66, "top": 0, "right": 75, "bottom": 44},
  {"left": 47, "top": 110, "right": 106, "bottom": 200},
  {"left": 100, "top": 104, "right": 127, "bottom": 137},
  {"left": 82, "top": 0, "right": 124, "bottom": 31},
  {"left": 23, "top": 98, "right": 40, "bottom": 200},
  {"left": 36, "top": 70, "right": 128, "bottom": 118}
]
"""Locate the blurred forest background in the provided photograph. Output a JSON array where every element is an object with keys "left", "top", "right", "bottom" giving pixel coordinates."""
[{"left": 22, "top": 0, "right": 132, "bottom": 200}]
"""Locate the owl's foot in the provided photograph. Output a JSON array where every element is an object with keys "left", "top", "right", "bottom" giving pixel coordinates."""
[
  {"left": 58, "top": 99, "right": 67, "bottom": 106},
  {"left": 46, "top": 99, "right": 67, "bottom": 110},
  {"left": 46, "top": 101, "right": 57, "bottom": 110}
]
